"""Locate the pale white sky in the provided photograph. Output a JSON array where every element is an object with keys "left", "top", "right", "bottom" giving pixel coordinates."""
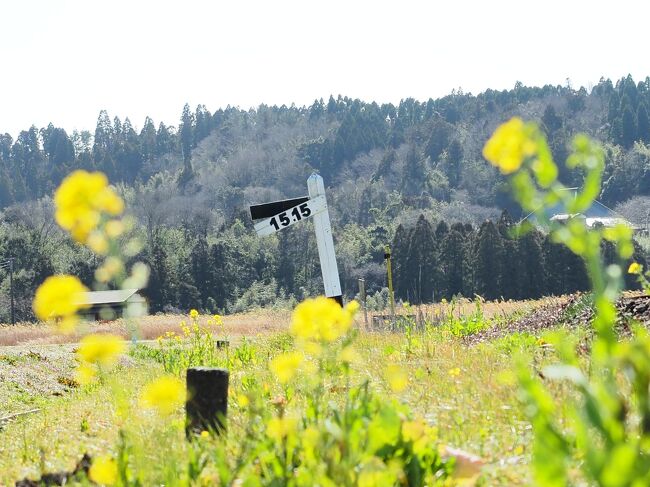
[{"left": 1, "top": 0, "right": 649, "bottom": 137}]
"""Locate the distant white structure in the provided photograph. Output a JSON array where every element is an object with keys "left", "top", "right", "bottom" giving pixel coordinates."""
[
  {"left": 522, "top": 189, "right": 639, "bottom": 232},
  {"left": 79, "top": 289, "right": 146, "bottom": 321},
  {"left": 549, "top": 213, "right": 637, "bottom": 230}
]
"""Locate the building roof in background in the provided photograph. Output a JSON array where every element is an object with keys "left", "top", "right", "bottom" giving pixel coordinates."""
[
  {"left": 80, "top": 289, "right": 143, "bottom": 306},
  {"left": 522, "top": 192, "right": 637, "bottom": 229}
]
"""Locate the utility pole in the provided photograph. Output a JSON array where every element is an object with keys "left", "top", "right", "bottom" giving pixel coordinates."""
[
  {"left": 384, "top": 245, "right": 396, "bottom": 321},
  {"left": 9, "top": 258, "right": 15, "bottom": 325}
]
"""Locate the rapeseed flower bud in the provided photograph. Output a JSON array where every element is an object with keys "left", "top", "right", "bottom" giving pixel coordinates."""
[
  {"left": 33, "top": 275, "right": 88, "bottom": 326},
  {"left": 385, "top": 364, "right": 408, "bottom": 392},
  {"left": 628, "top": 262, "right": 642, "bottom": 275},
  {"left": 270, "top": 351, "right": 303, "bottom": 384},
  {"left": 483, "top": 117, "right": 537, "bottom": 174},
  {"left": 54, "top": 170, "right": 124, "bottom": 243},
  {"left": 140, "top": 376, "right": 185, "bottom": 415},
  {"left": 89, "top": 455, "right": 117, "bottom": 485},
  {"left": 77, "top": 334, "right": 125, "bottom": 366}
]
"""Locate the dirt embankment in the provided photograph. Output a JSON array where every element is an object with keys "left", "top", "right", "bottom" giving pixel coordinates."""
[{"left": 466, "top": 292, "right": 650, "bottom": 344}]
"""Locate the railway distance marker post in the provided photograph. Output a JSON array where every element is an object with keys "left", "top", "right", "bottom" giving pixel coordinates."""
[{"left": 249, "top": 173, "right": 342, "bottom": 305}]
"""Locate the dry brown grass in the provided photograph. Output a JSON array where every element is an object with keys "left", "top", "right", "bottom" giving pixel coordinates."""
[
  {"left": 359, "top": 296, "right": 562, "bottom": 331},
  {"left": 0, "top": 309, "right": 291, "bottom": 347},
  {"left": 0, "top": 296, "right": 559, "bottom": 347}
]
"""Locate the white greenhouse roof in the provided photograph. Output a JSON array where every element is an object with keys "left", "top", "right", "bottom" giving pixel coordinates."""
[{"left": 79, "top": 289, "right": 143, "bottom": 306}]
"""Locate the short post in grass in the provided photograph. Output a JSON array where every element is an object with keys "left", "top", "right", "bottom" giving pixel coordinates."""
[{"left": 186, "top": 367, "right": 229, "bottom": 437}]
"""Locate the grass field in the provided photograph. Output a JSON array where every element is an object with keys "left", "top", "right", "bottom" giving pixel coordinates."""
[{"left": 0, "top": 297, "right": 583, "bottom": 485}]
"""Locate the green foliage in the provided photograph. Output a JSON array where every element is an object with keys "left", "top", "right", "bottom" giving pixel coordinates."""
[
  {"left": 439, "top": 297, "right": 490, "bottom": 337},
  {"left": 5, "top": 77, "right": 650, "bottom": 320},
  {"left": 491, "top": 332, "right": 539, "bottom": 354},
  {"left": 492, "top": 119, "right": 650, "bottom": 486},
  {"left": 131, "top": 317, "right": 228, "bottom": 375},
  {"left": 123, "top": 305, "right": 458, "bottom": 486}
]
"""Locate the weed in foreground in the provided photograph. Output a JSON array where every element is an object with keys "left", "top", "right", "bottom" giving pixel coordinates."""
[{"left": 486, "top": 117, "right": 650, "bottom": 486}]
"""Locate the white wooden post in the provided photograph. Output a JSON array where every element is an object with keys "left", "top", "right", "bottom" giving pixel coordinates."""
[{"left": 307, "top": 173, "right": 343, "bottom": 305}]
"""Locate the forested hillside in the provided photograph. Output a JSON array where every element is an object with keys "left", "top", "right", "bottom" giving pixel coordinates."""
[{"left": 1, "top": 75, "right": 650, "bottom": 321}]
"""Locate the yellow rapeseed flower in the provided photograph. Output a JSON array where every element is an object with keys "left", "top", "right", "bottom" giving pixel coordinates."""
[
  {"left": 628, "top": 262, "right": 642, "bottom": 275},
  {"left": 385, "top": 364, "right": 408, "bottom": 392},
  {"left": 33, "top": 275, "right": 88, "bottom": 322},
  {"left": 104, "top": 219, "right": 125, "bottom": 238},
  {"left": 301, "top": 340, "right": 322, "bottom": 357},
  {"left": 57, "top": 315, "right": 79, "bottom": 334},
  {"left": 266, "top": 416, "right": 297, "bottom": 442},
  {"left": 54, "top": 170, "right": 124, "bottom": 243},
  {"left": 200, "top": 430, "right": 210, "bottom": 438},
  {"left": 189, "top": 309, "right": 199, "bottom": 319},
  {"left": 483, "top": 117, "right": 537, "bottom": 174},
  {"left": 237, "top": 394, "right": 250, "bottom": 408},
  {"left": 77, "top": 334, "right": 125, "bottom": 366},
  {"left": 140, "top": 376, "right": 186, "bottom": 415},
  {"left": 402, "top": 419, "right": 426, "bottom": 442},
  {"left": 345, "top": 299, "right": 360, "bottom": 316},
  {"left": 95, "top": 257, "right": 124, "bottom": 283},
  {"left": 75, "top": 363, "right": 97, "bottom": 385},
  {"left": 448, "top": 367, "right": 461, "bottom": 378},
  {"left": 270, "top": 351, "right": 303, "bottom": 383},
  {"left": 88, "top": 455, "right": 117, "bottom": 485},
  {"left": 86, "top": 231, "right": 109, "bottom": 255},
  {"left": 291, "top": 296, "right": 356, "bottom": 342},
  {"left": 339, "top": 345, "right": 359, "bottom": 364}
]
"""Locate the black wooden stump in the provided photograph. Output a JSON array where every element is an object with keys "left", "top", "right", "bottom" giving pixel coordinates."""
[{"left": 186, "top": 367, "right": 229, "bottom": 437}]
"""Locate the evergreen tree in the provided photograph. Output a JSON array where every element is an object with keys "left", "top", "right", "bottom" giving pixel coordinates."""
[
  {"left": 156, "top": 122, "right": 174, "bottom": 156},
  {"left": 543, "top": 235, "right": 589, "bottom": 295},
  {"left": 0, "top": 133, "right": 12, "bottom": 161},
  {"left": 622, "top": 106, "right": 637, "bottom": 148},
  {"left": 326, "top": 95, "right": 338, "bottom": 116},
  {"left": 637, "top": 103, "right": 650, "bottom": 144},
  {"left": 146, "top": 238, "right": 169, "bottom": 312},
  {"left": 194, "top": 104, "right": 213, "bottom": 145},
  {"left": 435, "top": 221, "right": 449, "bottom": 240},
  {"left": 276, "top": 230, "right": 297, "bottom": 294},
  {"left": 391, "top": 224, "right": 411, "bottom": 301},
  {"left": 497, "top": 209, "right": 514, "bottom": 238},
  {"left": 439, "top": 229, "right": 465, "bottom": 298},
  {"left": 542, "top": 104, "right": 562, "bottom": 132},
  {"left": 118, "top": 118, "right": 143, "bottom": 183},
  {"left": 140, "top": 116, "right": 157, "bottom": 163},
  {"left": 209, "top": 242, "right": 229, "bottom": 310},
  {"left": 444, "top": 139, "right": 463, "bottom": 187},
  {"left": 12, "top": 127, "right": 44, "bottom": 197},
  {"left": 474, "top": 221, "right": 503, "bottom": 300},
  {"left": 500, "top": 239, "right": 522, "bottom": 299},
  {"left": 93, "top": 111, "right": 115, "bottom": 178},
  {"left": 425, "top": 118, "right": 453, "bottom": 163},
  {"left": 401, "top": 145, "right": 425, "bottom": 196},
  {"left": 404, "top": 215, "right": 437, "bottom": 303},
  {"left": 189, "top": 238, "right": 211, "bottom": 307},
  {"left": 179, "top": 103, "right": 194, "bottom": 181},
  {"left": 518, "top": 229, "right": 546, "bottom": 298},
  {"left": 42, "top": 125, "right": 74, "bottom": 167},
  {"left": 177, "top": 282, "right": 201, "bottom": 311},
  {"left": 309, "top": 99, "right": 325, "bottom": 120}
]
